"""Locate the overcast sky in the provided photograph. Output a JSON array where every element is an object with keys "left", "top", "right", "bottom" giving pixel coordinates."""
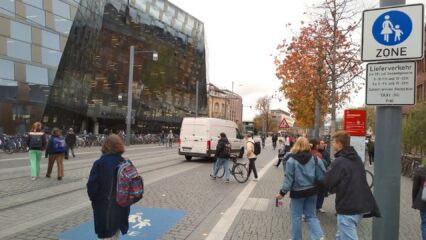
[{"left": 169, "top": 0, "right": 425, "bottom": 121}]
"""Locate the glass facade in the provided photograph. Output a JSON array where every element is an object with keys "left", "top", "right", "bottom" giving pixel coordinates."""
[{"left": 0, "top": 0, "right": 207, "bottom": 134}]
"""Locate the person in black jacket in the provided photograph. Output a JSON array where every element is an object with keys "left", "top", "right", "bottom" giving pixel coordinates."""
[
  {"left": 210, "top": 132, "right": 231, "bottom": 183},
  {"left": 87, "top": 134, "right": 130, "bottom": 239},
  {"left": 412, "top": 162, "right": 426, "bottom": 239},
  {"left": 65, "top": 128, "right": 76, "bottom": 158},
  {"left": 324, "top": 131, "right": 381, "bottom": 240}
]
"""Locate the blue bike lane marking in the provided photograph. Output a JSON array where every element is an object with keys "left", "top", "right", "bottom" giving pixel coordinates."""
[{"left": 59, "top": 207, "right": 186, "bottom": 240}]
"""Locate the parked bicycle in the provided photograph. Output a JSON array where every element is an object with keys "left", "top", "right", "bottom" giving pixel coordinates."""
[{"left": 216, "top": 154, "right": 249, "bottom": 183}]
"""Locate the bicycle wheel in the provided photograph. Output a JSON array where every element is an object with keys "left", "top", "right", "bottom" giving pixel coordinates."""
[
  {"left": 232, "top": 163, "right": 249, "bottom": 183},
  {"left": 365, "top": 169, "right": 374, "bottom": 189},
  {"left": 216, "top": 165, "right": 225, "bottom": 178}
]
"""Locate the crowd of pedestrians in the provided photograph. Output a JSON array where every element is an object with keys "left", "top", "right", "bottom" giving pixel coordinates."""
[{"left": 276, "top": 131, "right": 381, "bottom": 240}]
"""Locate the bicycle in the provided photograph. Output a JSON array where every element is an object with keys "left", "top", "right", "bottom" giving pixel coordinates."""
[{"left": 216, "top": 155, "right": 249, "bottom": 183}]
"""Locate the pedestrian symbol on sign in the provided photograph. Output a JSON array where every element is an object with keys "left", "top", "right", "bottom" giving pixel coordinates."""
[{"left": 372, "top": 10, "right": 412, "bottom": 46}]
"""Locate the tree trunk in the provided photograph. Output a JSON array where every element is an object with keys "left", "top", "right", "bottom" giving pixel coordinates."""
[{"left": 314, "top": 93, "right": 321, "bottom": 139}]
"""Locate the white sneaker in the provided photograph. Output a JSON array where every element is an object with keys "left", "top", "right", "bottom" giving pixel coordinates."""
[
  {"left": 31, "top": 177, "right": 37, "bottom": 181},
  {"left": 318, "top": 208, "right": 326, "bottom": 213},
  {"left": 252, "top": 178, "right": 258, "bottom": 182}
]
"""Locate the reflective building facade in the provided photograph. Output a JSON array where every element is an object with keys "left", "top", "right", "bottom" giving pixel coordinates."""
[{"left": 0, "top": 0, "right": 207, "bottom": 134}]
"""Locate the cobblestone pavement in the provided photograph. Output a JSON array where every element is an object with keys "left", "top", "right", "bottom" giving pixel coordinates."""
[
  {"left": 223, "top": 162, "right": 421, "bottom": 240},
  {"left": 0, "top": 141, "right": 422, "bottom": 240}
]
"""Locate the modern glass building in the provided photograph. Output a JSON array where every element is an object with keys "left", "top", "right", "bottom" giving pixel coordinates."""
[{"left": 0, "top": 0, "right": 207, "bottom": 135}]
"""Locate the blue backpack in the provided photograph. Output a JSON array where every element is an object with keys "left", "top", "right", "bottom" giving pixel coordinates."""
[{"left": 52, "top": 137, "right": 66, "bottom": 153}]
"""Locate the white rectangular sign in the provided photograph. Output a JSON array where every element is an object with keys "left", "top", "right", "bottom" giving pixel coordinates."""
[
  {"left": 362, "top": 4, "right": 424, "bottom": 61},
  {"left": 366, "top": 61, "right": 416, "bottom": 105}
]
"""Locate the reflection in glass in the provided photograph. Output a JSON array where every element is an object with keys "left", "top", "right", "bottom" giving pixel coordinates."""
[{"left": 7, "top": 38, "right": 31, "bottom": 61}]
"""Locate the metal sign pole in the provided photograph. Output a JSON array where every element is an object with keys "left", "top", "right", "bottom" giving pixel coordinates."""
[{"left": 372, "top": 1, "right": 405, "bottom": 239}]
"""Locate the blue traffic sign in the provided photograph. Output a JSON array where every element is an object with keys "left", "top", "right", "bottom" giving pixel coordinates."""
[
  {"left": 59, "top": 207, "right": 186, "bottom": 240},
  {"left": 372, "top": 10, "right": 412, "bottom": 46}
]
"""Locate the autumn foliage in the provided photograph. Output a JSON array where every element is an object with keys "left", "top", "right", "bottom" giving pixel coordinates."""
[
  {"left": 275, "top": 21, "right": 330, "bottom": 129},
  {"left": 275, "top": 0, "right": 363, "bottom": 131}
]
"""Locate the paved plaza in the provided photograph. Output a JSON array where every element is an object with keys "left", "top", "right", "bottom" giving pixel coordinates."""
[{"left": 0, "top": 143, "right": 421, "bottom": 240}]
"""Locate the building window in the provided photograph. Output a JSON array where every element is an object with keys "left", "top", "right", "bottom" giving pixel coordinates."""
[
  {"left": 214, "top": 102, "right": 219, "bottom": 113},
  {"left": 7, "top": 38, "right": 31, "bottom": 61},
  {"left": 25, "top": 4, "right": 45, "bottom": 26},
  {"left": 11, "top": 20, "right": 31, "bottom": 43},
  {"left": 23, "top": 0, "right": 43, "bottom": 8},
  {"left": 42, "top": 47, "right": 62, "bottom": 66},
  {"left": 26, "top": 64, "right": 48, "bottom": 85},
  {"left": 0, "top": 0, "right": 15, "bottom": 17},
  {"left": 42, "top": 30, "right": 60, "bottom": 50},
  {"left": 54, "top": 15, "right": 72, "bottom": 34},
  {"left": 52, "top": 0, "right": 70, "bottom": 19},
  {"left": 0, "top": 59, "right": 14, "bottom": 80}
]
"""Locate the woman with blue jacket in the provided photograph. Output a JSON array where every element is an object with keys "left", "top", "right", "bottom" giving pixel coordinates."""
[
  {"left": 87, "top": 134, "right": 130, "bottom": 239},
  {"left": 276, "top": 137, "right": 326, "bottom": 240}
]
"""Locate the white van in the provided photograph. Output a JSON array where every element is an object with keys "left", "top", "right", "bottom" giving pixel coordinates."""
[{"left": 178, "top": 117, "right": 245, "bottom": 160}]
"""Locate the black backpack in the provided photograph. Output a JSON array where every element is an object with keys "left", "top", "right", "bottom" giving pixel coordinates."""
[
  {"left": 223, "top": 143, "right": 232, "bottom": 156},
  {"left": 253, "top": 141, "right": 261, "bottom": 155},
  {"left": 29, "top": 133, "right": 43, "bottom": 149}
]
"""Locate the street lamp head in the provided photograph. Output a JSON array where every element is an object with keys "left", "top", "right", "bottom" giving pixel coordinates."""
[{"left": 153, "top": 51, "right": 158, "bottom": 61}]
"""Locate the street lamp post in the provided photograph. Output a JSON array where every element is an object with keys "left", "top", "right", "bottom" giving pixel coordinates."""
[{"left": 126, "top": 45, "right": 158, "bottom": 146}]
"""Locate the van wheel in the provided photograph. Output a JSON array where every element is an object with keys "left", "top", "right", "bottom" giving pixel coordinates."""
[
  {"left": 238, "top": 148, "right": 244, "bottom": 158},
  {"left": 185, "top": 156, "right": 192, "bottom": 161}
]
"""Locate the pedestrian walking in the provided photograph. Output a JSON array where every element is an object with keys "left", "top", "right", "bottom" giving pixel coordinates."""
[
  {"left": 310, "top": 139, "right": 328, "bottom": 213},
  {"left": 272, "top": 133, "right": 278, "bottom": 150},
  {"left": 324, "top": 131, "right": 381, "bottom": 239},
  {"left": 367, "top": 138, "right": 375, "bottom": 165},
  {"left": 27, "top": 122, "right": 47, "bottom": 180},
  {"left": 45, "top": 128, "right": 68, "bottom": 180},
  {"left": 87, "top": 134, "right": 131, "bottom": 239},
  {"left": 246, "top": 133, "right": 258, "bottom": 181},
  {"left": 412, "top": 159, "right": 426, "bottom": 240},
  {"left": 167, "top": 130, "right": 174, "bottom": 148},
  {"left": 276, "top": 137, "right": 326, "bottom": 240},
  {"left": 65, "top": 128, "right": 76, "bottom": 158},
  {"left": 318, "top": 140, "right": 331, "bottom": 167},
  {"left": 160, "top": 130, "right": 165, "bottom": 145},
  {"left": 210, "top": 133, "right": 231, "bottom": 182},
  {"left": 260, "top": 134, "right": 266, "bottom": 149}
]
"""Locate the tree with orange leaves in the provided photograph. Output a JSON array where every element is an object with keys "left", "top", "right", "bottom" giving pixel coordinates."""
[{"left": 275, "top": 0, "right": 363, "bottom": 138}]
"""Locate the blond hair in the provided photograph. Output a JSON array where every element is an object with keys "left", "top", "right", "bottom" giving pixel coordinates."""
[
  {"left": 30, "top": 122, "right": 42, "bottom": 132},
  {"left": 290, "top": 137, "right": 311, "bottom": 154}
]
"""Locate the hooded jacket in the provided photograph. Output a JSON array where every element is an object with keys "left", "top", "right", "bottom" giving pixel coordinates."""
[
  {"left": 324, "top": 146, "right": 381, "bottom": 217},
  {"left": 215, "top": 137, "right": 230, "bottom": 158},
  {"left": 281, "top": 151, "right": 326, "bottom": 198},
  {"left": 412, "top": 166, "right": 426, "bottom": 211}
]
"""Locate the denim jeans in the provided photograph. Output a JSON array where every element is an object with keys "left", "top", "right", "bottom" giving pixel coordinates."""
[
  {"left": 213, "top": 157, "right": 230, "bottom": 180},
  {"left": 248, "top": 158, "right": 258, "bottom": 179},
  {"left": 290, "top": 195, "right": 324, "bottom": 240},
  {"left": 336, "top": 214, "right": 363, "bottom": 240},
  {"left": 421, "top": 211, "right": 426, "bottom": 240}
]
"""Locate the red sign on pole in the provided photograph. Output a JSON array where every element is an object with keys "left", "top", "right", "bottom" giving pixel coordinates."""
[
  {"left": 278, "top": 118, "right": 290, "bottom": 129},
  {"left": 344, "top": 110, "right": 366, "bottom": 136}
]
